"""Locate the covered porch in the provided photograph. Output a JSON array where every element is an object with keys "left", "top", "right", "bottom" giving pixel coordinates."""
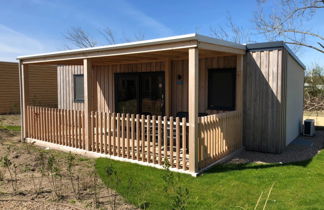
[{"left": 19, "top": 34, "right": 245, "bottom": 175}]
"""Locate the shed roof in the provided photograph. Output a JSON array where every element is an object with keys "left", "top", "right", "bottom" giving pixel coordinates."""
[{"left": 17, "top": 33, "right": 245, "bottom": 63}]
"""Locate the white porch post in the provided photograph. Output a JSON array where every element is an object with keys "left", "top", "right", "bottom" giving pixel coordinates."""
[
  {"left": 84, "top": 59, "right": 93, "bottom": 151},
  {"left": 19, "top": 62, "right": 29, "bottom": 141},
  {"left": 188, "top": 47, "right": 199, "bottom": 172}
]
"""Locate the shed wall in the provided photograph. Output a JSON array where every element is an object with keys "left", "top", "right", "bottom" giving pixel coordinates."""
[
  {"left": 285, "top": 54, "right": 304, "bottom": 145},
  {"left": 29, "top": 65, "right": 58, "bottom": 107},
  {"left": 243, "top": 49, "right": 286, "bottom": 153},
  {"left": 0, "top": 62, "right": 57, "bottom": 114},
  {"left": 57, "top": 56, "right": 237, "bottom": 115},
  {"left": 0, "top": 62, "right": 19, "bottom": 113}
]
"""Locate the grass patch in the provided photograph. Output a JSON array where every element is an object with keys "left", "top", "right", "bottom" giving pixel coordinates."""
[
  {"left": 96, "top": 150, "right": 324, "bottom": 209},
  {"left": 0, "top": 125, "right": 21, "bottom": 131}
]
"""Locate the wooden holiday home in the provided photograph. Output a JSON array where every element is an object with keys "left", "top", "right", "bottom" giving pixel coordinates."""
[{"left": 17, "top": 34, "right": 305, "bottom": 175}]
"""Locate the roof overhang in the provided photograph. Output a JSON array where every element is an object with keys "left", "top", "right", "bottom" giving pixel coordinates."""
[{"left": 17, "top": 33, "right": 246, "bottom": 65}]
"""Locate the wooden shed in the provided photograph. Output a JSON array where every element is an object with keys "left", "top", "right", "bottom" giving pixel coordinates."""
[
  {"left": 17, "top": 34, "right": 305, "bottom": 175},
  {"left": 244, "top": 42, "right": 305, "bottom": 153},
  {"left": 0, "top": 61, "right": 57, "bottom": 114}
]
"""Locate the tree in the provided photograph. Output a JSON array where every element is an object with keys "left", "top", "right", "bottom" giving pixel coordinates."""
[
  {"left": 99, "top": 27, "right": 116, "bottom": 45},
  {"left": 64, "top": 27, "right": 97, "bottom": 48},
  {"left": 210, "top": 15, "right": 253, "bottom": 44},
  {"left": 64, "top": 27, "right": 145, "bottom": 49},
  {"left": 304, "top": 65, "right": 324, "bottom": 111},
  {"left": 255, "top": 0, "right": 324, "bottom": 53}
]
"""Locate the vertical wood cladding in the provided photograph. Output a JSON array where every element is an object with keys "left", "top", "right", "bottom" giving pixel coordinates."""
[
  {"left": 243, "top": 49, "right": 286, "bottom": 153},
  {"left": 0, "top": 62, "right": 57, "bottom": 114},
  {"left": 57, "top": 56, "right": 237, "bottom": 115}
]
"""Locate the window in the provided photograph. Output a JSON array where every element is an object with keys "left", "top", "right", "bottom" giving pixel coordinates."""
[
  {"left": 74, "top": 74, "right": 84, "bottom": 102},
  {"left": 208, "top": 68, "right": 236, "bottom": 110}
]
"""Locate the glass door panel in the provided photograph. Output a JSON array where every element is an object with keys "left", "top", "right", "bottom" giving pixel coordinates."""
[
  {"left": 115, "top": 74, "right": 139, "bottom": 114},
  {"left": 141, "top": 72, "right": 165, "bottom": 116}
]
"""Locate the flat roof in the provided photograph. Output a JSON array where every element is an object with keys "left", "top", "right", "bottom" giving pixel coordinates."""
[
  {"left": 17, "top": 33, "right": 246, "bottom": 61},
  {"left": 17, "top": 33, "right": 305, "bottom": 69}
]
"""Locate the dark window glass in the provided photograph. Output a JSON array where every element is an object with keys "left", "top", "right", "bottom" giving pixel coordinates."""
[
  {"left": 141, "top": 72, "right": 164, "bottom": 115},
  {"left": 115, "top": 72, "right": 165, "bottom": 115},
  {"left": 115, "top": 74, "right": 139, "bottom": 114},
  {"left": 74, "top": 75, "right": 84, "bottom": 102},
  {"left": 208, "top": 68, "right": 236, "bottom": 110}
]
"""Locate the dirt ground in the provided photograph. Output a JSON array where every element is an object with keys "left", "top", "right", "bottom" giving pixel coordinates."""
[{"left": 0, "top": 114, "right": 135, "bottom": 210}]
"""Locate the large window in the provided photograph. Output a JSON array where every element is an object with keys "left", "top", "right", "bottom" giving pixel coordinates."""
[
  {"left": 208, "top": 68, "right": 236, "bottom": 110},
  {"left": 74, "top": 74, "right": 84, "bottom": 102}
]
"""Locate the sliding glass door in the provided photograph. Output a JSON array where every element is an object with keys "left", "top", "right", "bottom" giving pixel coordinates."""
[
  {"left": 115, "top": 72, "right": 165, "bottom": 115},
  {"left": 115, "top": 74, "right": 139, "bottom": 114}
]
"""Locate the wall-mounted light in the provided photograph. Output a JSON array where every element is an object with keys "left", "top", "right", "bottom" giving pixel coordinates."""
[{"left": 176, "top": 74, "right": 183, "bottom": 85}]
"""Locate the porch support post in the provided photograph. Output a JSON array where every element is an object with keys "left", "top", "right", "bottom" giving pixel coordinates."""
[
  {"left": 188, "top": 48, "right": 199, "bottom": 173},
  {"left": 236, "top": 55, "right": 244, "bottom": 145},
  {"left": 165, "top": 59, "right": 171, "bottom": 116},
  {"left": 84, "top": 58, "right": 93, "bottom": 151},
  {"left": 19, "top": 62, "right": 29, "bottom": 141}
]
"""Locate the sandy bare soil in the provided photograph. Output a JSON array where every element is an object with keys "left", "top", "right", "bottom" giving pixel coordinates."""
[
  {"left": 0, "top": 114, "right": 135, "bottom": 210},
  {"left": 0, "top": 114, "right": 20, "bottom": 127}
]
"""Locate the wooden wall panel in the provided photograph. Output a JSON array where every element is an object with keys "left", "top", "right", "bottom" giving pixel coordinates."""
[
  {"left": 0, "top": 62, "right": 57, "bottom": 114},
  {"left": 171, "top": 56, "right": 237, "bottom": 115},
  {"left": 29, "top": 64, "right": 58, "bottom": 107},
  {"left": 243, "top": 49, "right": 286, "bottom": 153},
  {"left": 57, "top": 65, "right": 84, "bottom": 111},
  {"left": 57, "top": 56, "right": 237, "bottom": 115},
  {"left": 0, "top": 62, "right": 19, "bottom": 113}
]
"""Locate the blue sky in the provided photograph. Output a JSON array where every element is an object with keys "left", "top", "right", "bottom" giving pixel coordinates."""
[{"left": 0, "top": 0, "right": 323, "bottom": 68}]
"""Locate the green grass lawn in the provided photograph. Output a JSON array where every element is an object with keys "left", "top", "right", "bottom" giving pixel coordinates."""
[
  {"left": 96, "top": 150, "right": 324, "bottom": 210},
  {"left": 0, "top": 125, "right": 21, "bottom": 131}
]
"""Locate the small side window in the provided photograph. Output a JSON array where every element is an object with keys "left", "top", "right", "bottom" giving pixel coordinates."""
[{"left": 74, "top": 74, "right": 84, "bottom": 102}]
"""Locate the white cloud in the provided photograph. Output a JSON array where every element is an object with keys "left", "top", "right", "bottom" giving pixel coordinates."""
[
  {"left": 117, "top": 0, "right": 173, "bottom": 36},
  {"left": 0, "top": 24, "right": 45, "bottom": 61}
]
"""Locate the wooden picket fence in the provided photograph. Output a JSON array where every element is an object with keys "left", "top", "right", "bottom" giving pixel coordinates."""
[
  {"left": 25, "top": 106, "right": 189, "bottom": 170},
  {"left": 26, "top": 106, "right": 85, "bottom": 149},
  {"left": 26, "top": 105, "right": 242, "bottom": 172},
  {"left": 90, "top": 111, "right": 189, "bottom": 170},
  {"left": 198, "top": 111, "right": 242, "bottom": 169}
]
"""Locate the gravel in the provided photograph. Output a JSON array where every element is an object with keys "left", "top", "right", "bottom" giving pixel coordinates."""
[{"left": 229, "top": 130, "right": 324, "bottom": 164}]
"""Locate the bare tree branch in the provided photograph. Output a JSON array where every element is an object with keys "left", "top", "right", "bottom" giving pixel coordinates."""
[
  {"left": 285, "top": 41, "right": 324, "bottom": 53},
  {"left": 255, "top": 0, "right": 324, "bottom": 53},
  {"left": 64, "top": 26, "right": 145, "bottom": 48},
  {"left": 65, "top": 27, "right": 97, "bottom": 48},
  {"left": 100, "top": 27, "right": 116, "bottom": 45},
  {"left": 210, "top": 15, "right": 253, "bottom": 44}
]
